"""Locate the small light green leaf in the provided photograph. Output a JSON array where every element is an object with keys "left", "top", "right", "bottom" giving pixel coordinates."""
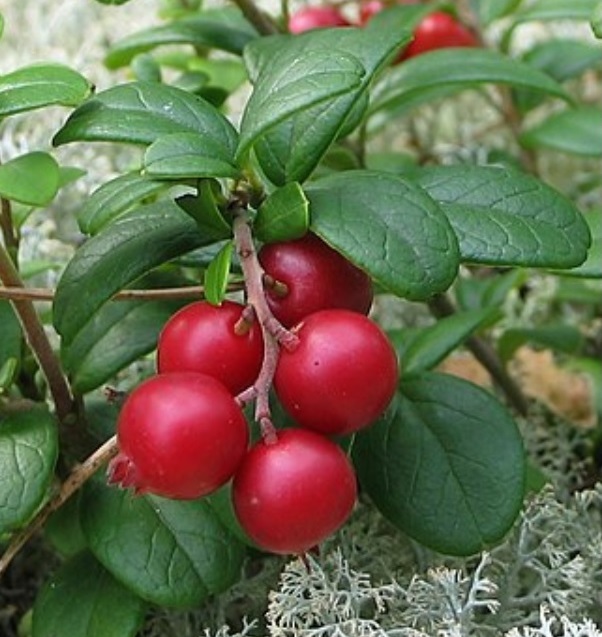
[
  {"left": 204, "top": 240, "right": 234, "bottom": 306},
  {"left": 53, "top": 199, "right": 206, "bottom": 346},
  {"left": 0, "top": 404, "right": 58, "bottom": 533},
  {"left": 254, "top": 182, "right": 309, "bottom": 243},
  {"left": 0, "top": 359, "right": 18, "bottom": 391},
  {"left": 53, "top": 82, "right": 238, "bottom": 154},
  {"left": 82, "top": 479, "right": 246, "bottom": 607},
  {"left": 498, "top": 324, "right": 585, "bottom": 363},
  {"left": 473, "top": 0, "right": 522, "bottom": 25},
  {"left": 105, "top": 9, "right": 258, "bottom": 69},
  {"left": 521, "top": 106, "right": 602, "bottom": 157},
  {"left": 131, "top": 53, "right": 162, "bottom": 83},
  {"left": 398, "top": 307, "right": 500, "bottom": 377},
  {"left": 0, "top": 152, "right": 60, "bottom": 206},
  {"left": 32, "top": 551, "right": 147, "bottom": 637},
  {"left": 306, "top": 170, "right": 459, "bottom": 301},
  {"left": 370, "top": 48, "right": 571, "bottom": 123},
  {"left": 353, "top": 373, "right": 525, "bottom": 555},
  {"left": 593, "top": 2, "right": 602, "bottom": 37},
  {"left": 144, "top": 132, "right": 241, "bottom": 180},
  {"left": 0, "top": 63, "right": 92, "bottom": 118},
  {"left": 414, "top": 164, "right": 591, "bottom": 269},
  {"left": 78, "top": 172, "right": 171, "bottom": 235}
]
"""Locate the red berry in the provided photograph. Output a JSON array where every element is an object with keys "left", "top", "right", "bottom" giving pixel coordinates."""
[
  {"left": 288, "top": 6, "right": 350, "bottom": 33},
  {"left": 274, "top": 309, "right": 399, "bottom": 436},
  {"left": 258, "top": 233, "right": 373, "bottom": 328},
  {"left": 232, "top": 428, "right": 357, "bottom": 554},
  {"left": 108, "top": 373, "right": 249, "bottom": 499},
  {"left": 157, "top": 300, "right": 263, "bottom": 395},
  {"left": 403, "top": 11, "right": 478, "bottom": 59}
]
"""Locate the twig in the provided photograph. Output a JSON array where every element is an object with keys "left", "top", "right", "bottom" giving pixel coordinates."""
[
  {"left": 0, "top": 198, "right": 18, "bottom": 255},
  {"left": 428, "top": 293, "right": 529, "bottom": 416},
  {"left": 229, "top": 0, "right": 280, "bottom": 36},
  {"left": 0, "top": 435, "right": 119, "bottom": 578}
]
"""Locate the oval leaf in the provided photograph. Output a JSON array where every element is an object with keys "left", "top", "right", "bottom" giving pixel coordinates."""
[
  {"left": 82, "top": 479, "right": 246, "bottom": 607},
  {"left": 0, "top": 404, "right": 58, "bottom": 533},
  {"left": 306, "top": 170, "right": 459, "bottom": 301},
  {"left": 414, "top": 164, "right": 591, "bottom": 268},
  {"left": 33, "top": 551, "right": 147, "bottom": 637},
  {"left": 0, "top": 63, "right": 92, "bottom": 118},
  {"left": 53, "top": 81, "right": 238, "bottom": 154},
  {"left": 53, "top": 199, "right": 206, "bottom": 346},
  {"left": 0, "top": 300, "right": 22, "bottom": 379},
  {"left": 0, "top": 152, "right": 60, "bottom": 206},
  {"left": 353, "top": 373, "right": 525, "bottom": 555},
  {"left": 203, "top": 240, "right": 234, "bottom": 306},
  {"left": 513, "top": 0, "right": 599, "bottom": 23},
  {"left": 564, "top": 211, "right": 602, "bottom": 278},
  {"left": 254, "top": 182, "right": 309, "bottom": 243}
]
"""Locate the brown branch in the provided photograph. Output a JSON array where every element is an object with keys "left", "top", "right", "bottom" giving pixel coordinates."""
[
  {"left": 0, "top": 435, "right": 118, "bottom": 578},
  {"left": 428, "top": 293, "right": 529, "bottom": 416},
  {"left": 0, "top": 198, "right": 18, "bottom": 255}
]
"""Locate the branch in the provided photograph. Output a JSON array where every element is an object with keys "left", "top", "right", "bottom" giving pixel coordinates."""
[
  {"left": 0, "top": 435, "right": 118, "bottom": 578},
  {"left": 229, "top": 0, "right": 280, "bottom": 35},
  {"left": 428, "top": 293, "right": 529, "bottom": 416}
]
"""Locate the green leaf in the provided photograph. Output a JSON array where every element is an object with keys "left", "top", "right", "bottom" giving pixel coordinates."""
[
  {"left": 45, "top": 493, "right": 87, "bottom": 558},
  {"left": 563, "top": 211, "right": 602, "bottom": 278},
  {"left": 522, "top": 40, "right": 602, "bottom": 82},
  {"left": 176, "top": 180, "right": 232, "bottom": 240},
  {"left": 0, "top": 300, "right": 22, "bottom": 379},
  {"left": 0, "top": 152, "right": 60, "bottom": 206},
  {"left": 513, "top": 0, "right": 599, "bottom": 23},
  {"left": 593, "top": 2, "right": 602, "bottom": 37},
  {"left": 0, "top": 63, "right": 92, "bottom": 118},
  {"left": 32, "top": 551, "right": 147, "bottom": 637},
  {"left": 0, "top": 359, "right": 18, "bottom": 392},
  {"left": 53, "top": 199, "right": 206, "bottom": 346},
  {"left": 521, "top": 106, "right": 602, "bottom": 157},
  {"left": 498, "top": 324, "right": 585, "bottom": 362},
  {"left": 203, "top": 240, "right": 234, "bottom": 306},
  {"left": 254, "top": 182, "right": 309, "bottom": 243},
  {"left": 306, "top": 170, "right": 459, "bottom": 301},
  {"left": 105, "top": 9, "right": 258, "bottom": 69},
  {"left": 472, "top": 0, "right": 522, "bottom": 24},
  {"left": 78, "top": 172, "right": 171, "bottom": 235},
  {"left": 53, "top": 82, "right": 238, "bottom": 154},
  {"left": 95, "top": 0, "right": 133, "bottom": 4},
  {"left": 399, "top": 308, "right": 499, "bottom": 377},
  {"left": 455, "top": 269, "right": 527, "bottom": 311},
  {"left": 370, "top": 48, "right": 571, "bottom": 123},
  {"left": 131, "top": 53, "right": 162, "bottom": 83},
  {"left": 353, "top": 373, "right": 525, "bottom": 555},
  {"left": 144, "top": 132, "right": 241, "bottom": 180},
  {"left": 413, "top": 164, "right": 591, "bottom": 269},
  {"left": 0, "top": 405, "right": 58, "bottom": 533},
  {"left": 82, "top": 479, "right": 246, "bottom": 607}
]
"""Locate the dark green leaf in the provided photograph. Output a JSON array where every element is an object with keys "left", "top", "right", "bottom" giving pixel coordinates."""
[
  {"left": 400, "top": 307, "right": 499, "bottom": 377},
  {"left": 563, "top": 210, "right": 602, "bottom": 278},
  {"left": 521, "top": 106, "right": 602, "bottom": 157},
  {"left": 353, "top": 373, "right": 525, "bottom": 555},
  {"left": 0, "top": 63, "right": 92, "bottom": 118},
  {"left": 53, "top": 199, "right": 206, "bottom": 346},
  {"left": 105, "top": 9, "right": 258, "bottom": 69},
  {"left": 0, "top": 152, "right": 60, "bottom": 206},
  {"left": 414, "top": 164, "right": 591, "bottom": 268},
  {"left": 95, "top": 0, "right": 133, "bottom": 4},
  {"left": 144, "top": 132, "right": 241, "bottom": 180},
  {"left": 78, "top": 172, "right": 171, "bottom": 235},
  {"left": 522, "top": 40, "right": 602, "bottom": 82},
  {"left": 306, "top": 170, "right": 459, "bottom": 301},
  {"left": 498, "top": 324, "right": 585, "bottom": 362},
  {"left": 82, "top": 479, "right": 246, "bottom": 607},
  {"left": 45, "top": 493, "right": 87, "bottom": 558},
  {"left": 593, "top": 2, "right": 602, "bottom": 37},
  {"left": 0, "top": 301, "right": 22, "bottom": 380},
  {"left": 0, "top": 405, "right": 58, "bottom": 532},
  {"left": 176, "top": 180, "right": 232, "bottom": 240},
  {"left": 32, "top": 551, "right": 147, "bottom": 637},
  {"left": 370, "top": 48, "right": 571, "bottom": 123},
  {"left": 254, "top": 182, "right": 309, "bottom": 243},
  {"left": 204, "top": 240, "right": 234, "bottom": 305},
  {"left": 53, "top": 82, "right": 238, "bottom": 153}
]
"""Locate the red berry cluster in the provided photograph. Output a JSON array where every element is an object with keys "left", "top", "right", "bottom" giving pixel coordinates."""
[
  {"left": 108, "top": 231, "right": 399, "bottom": 555},
  {"left": 289, "top": 2, "right": 478, "bottom": 61}
]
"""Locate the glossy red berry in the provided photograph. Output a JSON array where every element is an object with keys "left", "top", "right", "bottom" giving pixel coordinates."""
[
  {"left": 232, "top": 428, "right": 357, "bottom": 554},
  {"left": 274, "top": 309, "right": 399, "bottom": 436},
  {"left": 108, "top": 373, "right": 249, "bottom": 499},
  {"left": 403, "top": 11, "right": 478, "bottom": 59},
  {"left": 288, "top": 6, "right": 350, "bottom": 33},
  {"left": 157, "top": 300, "right": 263, "bottom": 396},
  {"left": 258, "top": 233, "right": 373, "bottom": 328}
]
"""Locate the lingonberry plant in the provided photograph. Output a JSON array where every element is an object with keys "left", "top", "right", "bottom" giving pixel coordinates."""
[{"left": 0, "top": 0, "right": 600, "bottom": 635}]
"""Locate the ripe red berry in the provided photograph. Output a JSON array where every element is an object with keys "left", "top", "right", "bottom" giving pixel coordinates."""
[
  {"left": 108, "top": 373, "right": 249, "bottom": 499},
  {"left": 232, "top": 428, "right": 357, "bottom": 554},
  {"left": 274, "top": 309, "right": 399, "bottom": 436},
  {"left": 288, "top": 6, "right": 350, "bottom": 33},
  {"left": 157, "top": 300, "right": 263, "bottom": 396},
  {"left": 402, "top": 11, "right": 478, "bottom": 59},
  {"left": 258, "top": 233, "right": 373, "bottom": 328}
]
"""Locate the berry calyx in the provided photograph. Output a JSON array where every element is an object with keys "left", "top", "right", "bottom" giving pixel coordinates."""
[
  {"left": 157, "top": 300, "right": 264, "bottom": 395},
  {"left": 108, "top": 373, "right": 249, "bottom": 499},
  {"left": 402, "top": 11, "right": 478, "bottom": 59},
  {"left": 274, "top": 309, "right": 399, "bottom": 436},
  {"left": 288, "top": 6, "right": 351, "bottom": 33},
  {"left": 258, "top": 233, "right": 373, "bottom": 328},
  {"left": 232, "top": 428, "right": 357, "bottom": 554}
]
